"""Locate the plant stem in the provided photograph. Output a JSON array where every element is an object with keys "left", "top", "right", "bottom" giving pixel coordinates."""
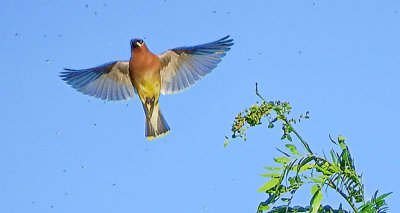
[
  {"left": 328, "top": 180, "right": 358, "bottom": 213},
  {"left": 283, "top": 118, "right": 313, "bottom": 155},
  {"left": 255, "top": 82, "right": 265, "bottom": 101}
]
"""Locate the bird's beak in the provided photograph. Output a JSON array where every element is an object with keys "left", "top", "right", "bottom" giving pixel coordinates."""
[{"left": 130, "top": 39, "right": 143, "bottom": 48}]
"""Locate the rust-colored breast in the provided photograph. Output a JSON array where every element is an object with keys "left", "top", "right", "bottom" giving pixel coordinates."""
[{"left": 129, "top": 45, "right": 162, "bottom": 100}]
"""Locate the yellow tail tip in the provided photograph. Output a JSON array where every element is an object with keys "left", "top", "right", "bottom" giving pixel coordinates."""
[{"left": 146, "top": 130, "right": 170, "bottom": 141}]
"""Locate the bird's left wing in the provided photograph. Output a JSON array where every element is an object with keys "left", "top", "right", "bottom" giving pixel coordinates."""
[
  {"left": 60, "top": 61, "right": 136, "bottom": 101},
  {"left": 158, "top": 35, "right": 233, "bottom": 94}
]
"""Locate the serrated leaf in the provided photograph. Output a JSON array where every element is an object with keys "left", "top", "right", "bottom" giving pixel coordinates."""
[
  {"left": 257, "top": 178, "right": 280, "bottom": 192},
  {"left": 274, "top": 157, "right": 291, "bottom": 164},
  {"left": 285, "top": 144, "right": 301, "bottom": 155}
]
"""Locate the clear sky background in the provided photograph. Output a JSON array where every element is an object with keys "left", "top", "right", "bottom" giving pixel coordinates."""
[{"left": 0, "top": 0, "right": 399, "bottom": 212}]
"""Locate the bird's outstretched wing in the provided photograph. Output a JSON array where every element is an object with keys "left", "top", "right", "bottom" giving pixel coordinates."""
[
  {"left": 158, "top": 35, "right": 233, "bottom": 94},
  {"left": 60, "top": 61, "right": 136, "bottom": 101}
]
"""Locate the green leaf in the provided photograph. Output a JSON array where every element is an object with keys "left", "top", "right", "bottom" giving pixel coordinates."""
[
  {"left": 285, "top": 144, "right": 301, "bottom": 155},
  {"left": 310, "top": 185, "right": 323, "bottom": 213},
  {"left": 257, "top": 178, "right": 280, "bottom": 192},
  {"left": 315, "top": 174, "right": 329, "bottom": 179},
  {"left": 377, "top": 192, "right": 393, "bottom": 201},
  {"left": 258, "top": 205, "right": 270, "bottom": 211},
  {"left": 314, "top": 164, "right": 333, "bottom": 175},
  {"left": 337, "top": 136, "right": 346, "bottom": 143},
  {"left": 274, "top": 157, "right": 291, "bottom": 164},
  {"left": 339, "top": 142, "right": 347, "bottom": 150},
  {"left": 311, "top": 185, "right": 319, "bottom": 195},
  {"left": 297, "top": 156, "right": 315, "bottom": 173},
  {"left": 263, "top": 166, "right": 283, "bottom": 171},
  {"left": 330, "top": 150, "right": 338, "bottom": 165},
  {"left": 307, "top": 176, "right": 325, "bottom": 184},
  {"left": 223, "top": 139, "right": 230, "bottom": 147},
  {"left": 259, "top": 172, "right": 281, "bottom": 178},
  {"left": 286, "top": 134, "right": 293, "bottom": 142}
]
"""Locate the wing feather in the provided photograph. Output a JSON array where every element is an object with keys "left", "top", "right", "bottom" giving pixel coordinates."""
[
  {"left": 158, "top": 35, "right": 233, "bottom": 94},
  {"left": 60, "top": 61, "right": 136, "bottom": 101}
]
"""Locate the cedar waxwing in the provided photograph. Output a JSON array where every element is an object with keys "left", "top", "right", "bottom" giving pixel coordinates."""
[{"left": 60, "top": 36, "right": 233, "bottom": 140}]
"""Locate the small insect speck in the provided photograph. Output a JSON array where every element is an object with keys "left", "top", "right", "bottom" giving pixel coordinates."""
[
  {"left": 57, "top": 34, "right": 62, "bottom": 37},
  {"left": 56, "top": 131, "right": 61, "bottom": 135},
  {"left": 94, "top": 11, "right": 98, "bottom": 15},
  {"left": 298, "top": 50, "right": 302, "bottom": 55},
  {"left": 85, "top": 4, "right": 88, "bottom": 8},
  {"left": 45, "top": 59, "right": 50, "bottom": 64},
  {"left": 248, "top": 58, "right": 251, "bottom": 61},
  {"left": 227, "top": 12, "right": 231, "bottom": 14},
  {"left": 43, "top": 34, "right": 47, "bottom": 38},
  {"left": 62, "top": 169, "right": 66, "bottom": 172},
  {"left": 14, "top": 33, "right": 19, "bottom": 37},
  {"left": 212, "top": 10, "right": 216, "bottom": 13},
  {"left": 112, "top": 183, "right": 117, "bottom": 186},
  {"left": 93, "top": 123, "right": 97, "bottom": 126},
  {"left": 103, "top": 3, "right": 106, "bottom": 7}
]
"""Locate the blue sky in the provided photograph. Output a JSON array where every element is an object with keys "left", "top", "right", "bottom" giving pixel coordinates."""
[{"left": 0, "top": 0, "right": 399, "bottom": 212}]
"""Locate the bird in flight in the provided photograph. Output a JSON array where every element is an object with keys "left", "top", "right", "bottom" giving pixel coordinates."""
[{"left": 60, "top": 36, "right": 233, "bottom": 140}]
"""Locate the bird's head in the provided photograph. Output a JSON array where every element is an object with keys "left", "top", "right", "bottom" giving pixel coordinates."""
[{"left": 130, "top": 39, "right": 145, "bottom": 50}]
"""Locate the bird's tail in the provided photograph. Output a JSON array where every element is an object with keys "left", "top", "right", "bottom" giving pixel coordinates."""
[{"left": 143, "top": 102, "right": 170, "bottom": 140}]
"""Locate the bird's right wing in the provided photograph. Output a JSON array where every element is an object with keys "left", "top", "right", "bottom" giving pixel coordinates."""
[
  {"left": 158, "top": 36, "right": 233, "bottom": 94},
  {"left": 60, "top": 61, "right": 136, "bottom": 101}
]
